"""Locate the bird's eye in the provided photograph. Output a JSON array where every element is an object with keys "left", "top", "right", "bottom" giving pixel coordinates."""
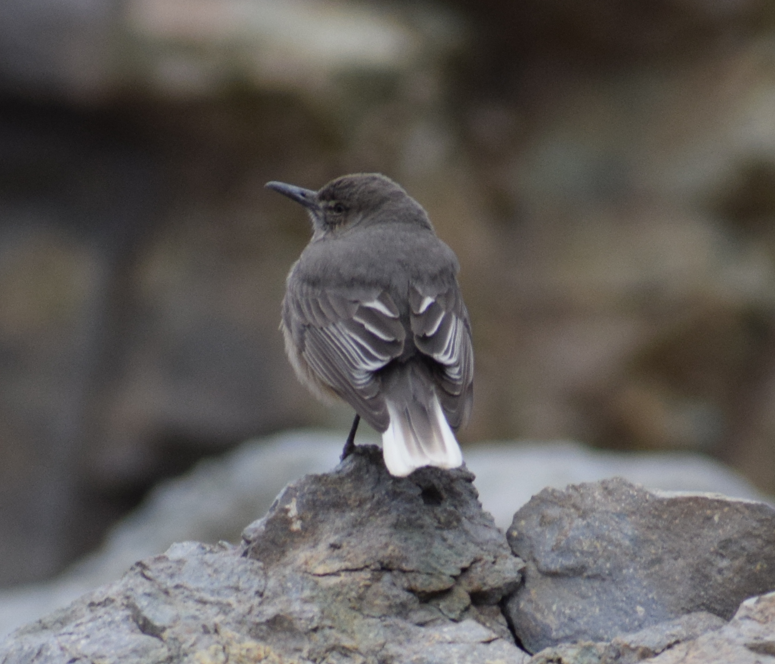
[{"left": 332, "top": 203, "right": 345, "bottom": 214}]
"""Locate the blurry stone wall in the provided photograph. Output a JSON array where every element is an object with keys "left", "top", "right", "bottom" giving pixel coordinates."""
[{"left": 2, "top": 0, "right": 775, "bottom": 585}]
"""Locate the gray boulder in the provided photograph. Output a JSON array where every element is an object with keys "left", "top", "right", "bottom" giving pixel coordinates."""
[
  {"left": 506, "top": 478, "right": 775, "bottom": 653},
  {"left": 0, "top": 432, "right": 769, "bottom": 641},
  {"left": 0, "top": 445, "right": 527, "bottom": 664}
]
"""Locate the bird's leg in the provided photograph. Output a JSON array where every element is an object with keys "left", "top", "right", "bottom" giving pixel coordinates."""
[{"left": 341, "top": 413, "right": 360, "bottom": 460}]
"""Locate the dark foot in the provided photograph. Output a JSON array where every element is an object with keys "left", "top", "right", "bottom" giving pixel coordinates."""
[{"left": 341, "top": 414, "right": 360, "bottom": 460}]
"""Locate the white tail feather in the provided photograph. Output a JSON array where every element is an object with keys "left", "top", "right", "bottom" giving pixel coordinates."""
[{"left": 381, "top": 395, "right": 463, "bottom": 477}]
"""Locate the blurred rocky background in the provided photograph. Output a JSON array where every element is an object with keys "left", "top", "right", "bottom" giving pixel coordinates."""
[{"left": 3, "top": 0, "right": 775, "bottom": 589}]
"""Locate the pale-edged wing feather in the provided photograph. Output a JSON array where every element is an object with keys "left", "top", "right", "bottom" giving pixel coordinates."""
[
  {"left": 409, "top": 283, "right": 474, "bottom": 430},
  {"left": 283, "top": 285, "right": 405, "bottom": 431}
]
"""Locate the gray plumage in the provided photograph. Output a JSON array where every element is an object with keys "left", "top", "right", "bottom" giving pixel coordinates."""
[{"left": 266, "top": 173, "right": 473, "bottom": 476}]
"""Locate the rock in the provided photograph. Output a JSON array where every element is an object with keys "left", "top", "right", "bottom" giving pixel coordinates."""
[
  {"left": 527, "top": 611, "right": 726, "bottom": 664},
  {"left": 528, "top": 642, "right": 608, "bottom": 664},
  {"left": 1, "top": 431, "right": 769, "bottom": 641},
  {"left": 646, "top": 591, "right": 775, "bottom": 664},
  {"left": 0, "top": 445, "right": 528, "bottom": 663},
  {"left": 505, "top": 477, "right": 775, "bottom": 653},
  {"left": 0, "top": 431, "right": 345, "bottom": 641},
  {"left": 466, "top": 440, "right": 771, "bottom": 529},
  {"left": 601, "top": 612, "right": 727, "bottom": 663}
]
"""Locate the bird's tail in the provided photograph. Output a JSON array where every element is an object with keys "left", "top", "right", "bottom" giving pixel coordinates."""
[{"left": 380, "top": 365, "right": 463, "bottom": 477}]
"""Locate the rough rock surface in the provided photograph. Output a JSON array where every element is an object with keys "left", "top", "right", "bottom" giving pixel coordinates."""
[
  {"left": 527, "top": 611, "right": 727, "bottom": 664},
  {"left": 506, "top": 478, "right": 775, "bottom": 653},
  {"left": 529, "top": 592, "right": 775, "bottom": 664},
  {"left": 0, "top": 445, "right": 527, "bottom": 663},
  {"left": 1, "top": 432, "right": 768, "bottom": 642},
  {"left": 646, "top": 591, "right": 775, "bottom": 664}
]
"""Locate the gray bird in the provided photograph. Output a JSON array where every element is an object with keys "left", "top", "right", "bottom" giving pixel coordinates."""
[{"left": 266, "top": 173, "right": 473, "bottom": 477}]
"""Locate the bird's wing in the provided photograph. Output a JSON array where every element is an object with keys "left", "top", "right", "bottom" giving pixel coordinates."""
[
  {"left": 409, "top": 282, "right": 474, "bottom": 430},
  {"left": 283, "top": 283, "right": 406, "bottom": 431}
]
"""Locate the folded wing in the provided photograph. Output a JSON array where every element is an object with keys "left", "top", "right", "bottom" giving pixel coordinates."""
[
  {"left": 282, "top": 286, "right": 405, "bottom": 431},
  {"left": 409, "top": 283, "right": 474, "bottom": 431}
]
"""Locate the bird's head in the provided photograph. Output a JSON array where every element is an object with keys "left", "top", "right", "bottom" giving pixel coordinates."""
[{"left": 266, "top": 173, "right": 430, "bottom": 239}]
